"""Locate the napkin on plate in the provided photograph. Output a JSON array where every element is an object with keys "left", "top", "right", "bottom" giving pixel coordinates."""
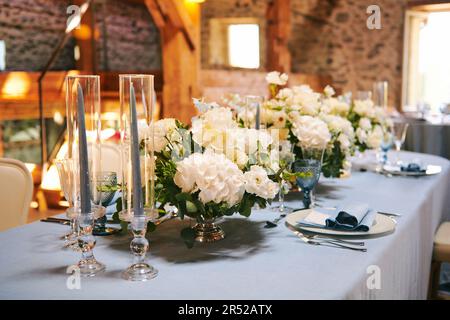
[
  {"left": 297, "top": 202, "right": 376, "bottom": 232},
  {"left": 400, "top": 162, "right": 426, "bottom": 173}
]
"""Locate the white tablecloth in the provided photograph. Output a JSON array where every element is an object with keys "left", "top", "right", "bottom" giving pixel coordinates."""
[{"left": 0, "top": 151, "right": 449, "bottom": 299}]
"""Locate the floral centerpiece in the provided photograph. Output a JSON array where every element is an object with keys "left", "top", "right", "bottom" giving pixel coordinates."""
[
  {"left": 146, "top": 103, "right": 280, "bottom": 246},
  {"left": 261, "top": 71, "right": 355, "bottom": 178},
  {"left": 347, "top": 98, "right": 393, "bottom": 152}
]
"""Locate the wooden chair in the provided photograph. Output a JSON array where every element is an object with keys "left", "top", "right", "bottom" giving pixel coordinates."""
[
  {"left": 0, "top": 158, "right": 33, "bottom": 231},
  {"left": 428, "top": 222, "right": 450, "bottom": 300}
]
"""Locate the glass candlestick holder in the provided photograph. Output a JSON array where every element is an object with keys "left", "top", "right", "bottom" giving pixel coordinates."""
[
  {"left": 77, "top": 212, "right": 105, "bottom": 277},
  {"left": 122, "top": 215, "right": 158, "bottom": 281}
]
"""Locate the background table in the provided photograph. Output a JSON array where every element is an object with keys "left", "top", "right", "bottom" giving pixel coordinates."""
[
  {"left": 404, "top": 117, "right": 450, "bottom": 159},
  {"left": 0, "top": 151, "right": 449, "bottom": 299}
]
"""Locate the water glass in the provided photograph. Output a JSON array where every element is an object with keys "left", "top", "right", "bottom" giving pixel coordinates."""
[
  {"left": 379, "top": 129, "right": 394, "bottom": 165},
  {"left": 294, "top": 159, "right": 322, "bottom": 209},
  {"left": 91, "top": 171, "right": 120, "bottom": 236}
]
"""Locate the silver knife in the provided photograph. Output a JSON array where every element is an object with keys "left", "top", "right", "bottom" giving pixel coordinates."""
[{"left": 40, "top": 218, "right": 71, "bottom": 225}]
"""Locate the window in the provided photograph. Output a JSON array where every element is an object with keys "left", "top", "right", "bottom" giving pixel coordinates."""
[
  {"left": 228, "top": 24, "right": 260, "bottom": 69},
  {"left": 208, "top": 17, "right": 264, "bottom": 69},
  {"left": 403, "top": 10, "right": 450, "bottom": 112},
  {"left": 0, "top": 41, "right": 5, "bottom": 70}
]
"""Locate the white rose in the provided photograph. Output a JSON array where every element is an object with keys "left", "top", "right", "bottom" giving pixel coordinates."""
[
  {"left": 324, "top": 85, "right": 336, "bottom": 97},
  {"left": 291, "top": 115, "right": 331, "bottom": 150},
  {"left": 356, "top": 128, "right": 367, "bottom": 144},
  {"left": 243, "top": 165, "right": 279, "bottom": 200},
  {"left": 366, "top": 125, "right": 383, "bottom": 149},
  {"left": 266, "top": 71, "right": 288, "bottom": 86},
  {"left": 359, "top": 117, "right": 372, "bottom": 131},
  {"left": 337, "top": 134, "right": 351, "bottom": 151},
  {"left": 353, "top": 99, "right": 375, "bottom": 118}
]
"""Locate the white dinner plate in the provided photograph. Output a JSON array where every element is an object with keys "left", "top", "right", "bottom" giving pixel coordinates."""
[
  {"left": 382, "top": 164, "right": 442, "bottom": 176},
  {"left": 285, "top": 209, "right": 396, "bottom": 238}
]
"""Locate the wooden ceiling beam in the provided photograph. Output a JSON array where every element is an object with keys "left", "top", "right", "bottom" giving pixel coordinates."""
[{"left": 144, "top": 0, "right": 200, "bottom": 123}]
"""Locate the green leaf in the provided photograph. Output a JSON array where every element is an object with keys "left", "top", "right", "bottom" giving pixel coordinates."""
[
  {"left": 180, "top": 227, "right": 196, "bottom": 249},
  {"left": 119, "top": 221, "right": 128, "bottom": 235},
  {"left": 147, "top": 221, "right": 156, "bottom": 233}
]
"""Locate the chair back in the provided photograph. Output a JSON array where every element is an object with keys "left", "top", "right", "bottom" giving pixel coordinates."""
[{"left": 0, "top": 158, "right": 33, "bottom": 231}]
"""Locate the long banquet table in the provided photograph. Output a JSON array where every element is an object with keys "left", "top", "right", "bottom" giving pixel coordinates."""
[{"left": 0, "top": 151, "right": 449, "bottom": 300}]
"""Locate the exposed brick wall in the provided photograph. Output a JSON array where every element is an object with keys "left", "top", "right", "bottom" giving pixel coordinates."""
[{"left": 201, "top": 0, "right": 407, "bottom": 108}]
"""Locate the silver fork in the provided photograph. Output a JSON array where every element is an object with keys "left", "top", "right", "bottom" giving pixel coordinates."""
[
  {"left": 305, "top": 234, "right": 365, "bottom": 246},
  {"left": 289, "top": 227, "right": 367, "bottom": 252}
]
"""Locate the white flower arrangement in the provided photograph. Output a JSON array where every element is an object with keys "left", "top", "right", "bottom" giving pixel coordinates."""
[{"left": 348, "top": 98, "right": 392, "bottom": 151}]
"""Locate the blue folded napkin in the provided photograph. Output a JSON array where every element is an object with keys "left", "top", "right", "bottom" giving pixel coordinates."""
[
  {"left": 297, "top": 202, "right": 376, "bottom": 232},
  {"left": 400, "top": 162, "right": 426, "bottom": 173}
]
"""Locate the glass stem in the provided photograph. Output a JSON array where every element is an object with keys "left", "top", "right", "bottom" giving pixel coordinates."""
[
  {"left": 303, "top": 189, "right": 311, "bottom": 209},
  {"left": 130, "top": 226, "right": 148, "bottom": 266},
  {"left": 278, "top": 181, "right": 285, "bottom": 213}
]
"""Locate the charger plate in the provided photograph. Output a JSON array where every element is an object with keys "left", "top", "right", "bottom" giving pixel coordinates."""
[
  {"left": 285, "top": 209, "right": 396, "bottom": 238},
  {"left": 382, "top": 164, "right": 442, "bottom": 177}
]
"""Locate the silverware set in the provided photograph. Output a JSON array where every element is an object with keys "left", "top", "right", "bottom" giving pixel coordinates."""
[{"left": 287, "top": 226, "right": 367, "bottom": 252}]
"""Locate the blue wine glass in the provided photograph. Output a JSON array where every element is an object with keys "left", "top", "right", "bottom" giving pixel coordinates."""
[{"left": 294, "top": 159, "right": 322, "bottom": 209}]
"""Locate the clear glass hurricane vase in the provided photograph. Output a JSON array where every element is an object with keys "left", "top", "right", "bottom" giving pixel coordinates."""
[
  {"left": 66, "top": 75, "right": 105, "bottom": 276},
  {"left": 119, "top": 74, "right": 158, "bottom": 281}
]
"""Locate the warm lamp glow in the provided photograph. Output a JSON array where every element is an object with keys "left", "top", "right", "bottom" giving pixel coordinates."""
[
  {"left": 24, "top": 163, "right": 36, "bottom": 173},
  {"left": 1, "top": 72, "right": 31, "bottom": 98},
  {"left": 40, "top": 164, "right": 61, "bottom": 191},
  {"left": 73, "top": 24, "right": 92, "bottom": 40},
  {"left": 185, "top": 0, "right": 205, "bottom": 3}
]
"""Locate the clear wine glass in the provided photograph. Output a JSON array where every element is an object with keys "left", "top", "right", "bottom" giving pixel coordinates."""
[
  {"left": 54, "top": 158, "right": 79, "bottom": 250},
  {"left": 272, "top": 142, "right": 295, "bottom": 214},
  {"left": 392, "top": 121, "right": 409, "bottom": 164}
]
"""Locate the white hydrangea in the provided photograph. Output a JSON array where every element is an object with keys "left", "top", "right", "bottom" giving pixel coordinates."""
[
  {"left": 173, "top": 150, "right": 245, "bottom": 207},
  {"left": 291, "top": 115, "right": 331, "bottom": 150}
]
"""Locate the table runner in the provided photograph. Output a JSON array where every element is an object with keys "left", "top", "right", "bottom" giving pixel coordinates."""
[{"left": 0, "top": 151, "right": 448, "bottom": 299}]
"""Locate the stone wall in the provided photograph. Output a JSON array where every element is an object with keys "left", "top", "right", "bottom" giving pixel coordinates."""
[
  {"left": 0, "top": 0, "right": 76, "bottom": 71},
  {"left": 291, "top": 0, "right": 408, "bottom": 108},
  {"left": 95, "top": 0, "right": 161, "bottom": 71},
  {"left": 0, "top": 0, "right": 162, "bottom": 72},
  {"left": 201, "top": 0, "right": 408, "bottom": 108}
]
